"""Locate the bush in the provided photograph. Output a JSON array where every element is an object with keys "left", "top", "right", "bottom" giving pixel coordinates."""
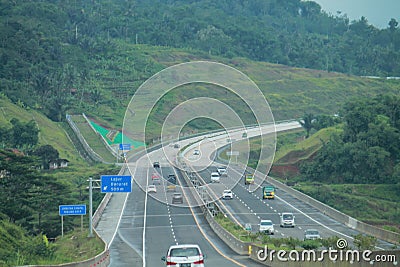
[
  {"left": 353, "top": 234, "right": 377, "bottom": 250},
  {"left": 261, "top": 234, "right": 271, "bottom": 244},
  {"left": 270, "top": 237, "right": 283, "bottom": 248},
  {"left": 283, "top": 237, "right": 300, "bottom": 250},
  {"left": 320, "top": 236, "right": 341, "bottom": 249},
  {"left": 301, "top": 240, "right": 321, "bottom": 250}
]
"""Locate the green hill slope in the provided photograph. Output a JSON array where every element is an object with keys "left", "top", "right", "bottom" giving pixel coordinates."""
[
  {"left": 0, "top": 96, "right": 83, "bottom": 165},
  {"left": 68, "top": 43, "right": 400, "bottom": 142}
]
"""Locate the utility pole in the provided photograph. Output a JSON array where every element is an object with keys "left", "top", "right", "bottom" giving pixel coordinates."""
[{"left": 87, "top": 177, "right": 100, "bottom": 237}]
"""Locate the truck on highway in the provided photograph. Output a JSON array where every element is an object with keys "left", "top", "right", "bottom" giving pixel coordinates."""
[
  {"left": 262, "top": 186, "right": 275, "bottom": 199},
  {"left": 244, "top": 173, "right": 254, "bottom": 185},
  {"left": 167, "top": 174, "right": 177, "bottom": 192}
]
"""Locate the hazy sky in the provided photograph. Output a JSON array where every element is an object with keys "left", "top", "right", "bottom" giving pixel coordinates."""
[{"left": 311, "top": 0, "right": 400, "bottom": 29}]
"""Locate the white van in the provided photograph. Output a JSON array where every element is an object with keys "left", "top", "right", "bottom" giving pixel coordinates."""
[
  {"left": 210, "top": 172, "right": 220, "bottom": 183},
  {"left": 280, "top": 212, "right": 295, "bottom": 228}
]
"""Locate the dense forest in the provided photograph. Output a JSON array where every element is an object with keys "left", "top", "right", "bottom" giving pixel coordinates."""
[
  {"left": 300, "top": 94, "right": 400, "bottom": 184},
  {"left": 1, "top": 0, "right": 400, "bottom": 124}
]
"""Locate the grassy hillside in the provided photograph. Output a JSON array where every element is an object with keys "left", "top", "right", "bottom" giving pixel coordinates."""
[
  {"left": 0, "top": 95, "right": 83, "bottom": 165},
  {"left": 74, "top": 43, "right": 400, "bottom": 140},
  {"left": 0, "top": 96, "right": 119, "bottom": 266},
  {"left": 274, "top": 126, "right": 342, "bottom": 164},
  {"left": 271, "top": 129, "right": 399, "bottom": 230}
]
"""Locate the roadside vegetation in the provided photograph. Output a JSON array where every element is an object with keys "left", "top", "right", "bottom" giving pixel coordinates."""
[
  {"left": 234, "top": 95, "right": 400, "bottom": 232},
  {"left": 214, "top": 213, "right": 379, "bottom": 251},
  {"left": 0, "top": 96, "right": 119, "bottom": 266},
  {"left": 220, "top": 94, "right": 400, "bottom": 233}
]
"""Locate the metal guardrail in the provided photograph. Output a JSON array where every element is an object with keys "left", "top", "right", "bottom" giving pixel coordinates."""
[{"left": 66, "top": 114, "right": 105, "bottom": 163}]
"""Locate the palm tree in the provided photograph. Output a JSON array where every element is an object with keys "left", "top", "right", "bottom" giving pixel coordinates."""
[{"left": 299, "top": 113, "right": 315, "bottom": 138}]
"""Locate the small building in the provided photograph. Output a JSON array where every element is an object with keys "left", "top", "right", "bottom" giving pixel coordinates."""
[{"left": 49, "top": 159, "right": 70, "bottom": 169}]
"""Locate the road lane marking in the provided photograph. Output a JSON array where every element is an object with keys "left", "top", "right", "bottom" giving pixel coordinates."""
[
  {"left": 142, "top": 168, "right": 150, "bottom": 267},
  {"left": 275, "top": 195, "right": 385, "bottom": 250},
  {"left": 178, "top": 167, "right": 246, "bottom": 267}
]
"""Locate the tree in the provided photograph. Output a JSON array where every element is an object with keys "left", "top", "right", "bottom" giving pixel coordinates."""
[
  {"left": 342, "top": 99, "right": 374, "bottom": 142},
  {"left": 353, "top": 234, "right": 377, "bottom": 250},
  {"left": 32, "top": 145, "right": 59, "bottom": 169},
  {"left": 313, "top": 114, "right": 340, "bottom": 130},
  {"left": 300, "top": 95, "right": 400, "bottom": 184},
  {"left": 0, "top": 150, "right": 69, "bottom": 236},
  {"left": 389, "top": 18, "right": 398, "bottom": 32},
  {"left": 0, "top": 150, "right": 42, "bottom": 223},
  {"left": 299, "top": 113, "right": 315, "bottom": 138},
  {"left": 9, "top": 119, "right": 39, "bottom": 150},
  {"left": 301, "top": 240, "right": 321, "bottom": 250}
]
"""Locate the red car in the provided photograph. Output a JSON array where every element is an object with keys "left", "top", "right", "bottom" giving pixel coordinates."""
[{"left": 151, "top": 172, "right": 160, "bottom": 179}]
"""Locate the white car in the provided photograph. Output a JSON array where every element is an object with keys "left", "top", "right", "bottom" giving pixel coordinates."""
[
  {"left": 193, "top": 149, "right": 200, "bottom": 155},
  {"left": 210, "top": 172, "right": 220, "bottom": 183},
  {"left": 217, "top": 167, "right": 227, "bottom": 176},
  {"left": 259, "top": 219, "right": 274, "bottom": 234},
  {"left": 222, "top": 189, "right": 233, "bottom": 199},
  {"left": 162, "top": 244, "right": 206, "bottom": 266},
  {"left": 147, "top": 185, "right": 157, "bottom": 193},
  {"left": 304, "top": 229, "right": 321, "bottom": 240},
  {"left": 280, "top": 212, "right": 295, "bottom": 228}
]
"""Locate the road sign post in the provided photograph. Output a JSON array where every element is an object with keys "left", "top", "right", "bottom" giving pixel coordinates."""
[
  {"left": 86, "top": 175, "right": 131, "bottom": 238},
  {"left": 101, "top": 175, "right": 132, "bottom": 193},
  {"left": 226, "top": 151, "right": 240, "bottom": 163},
  {"left": 119, "top": 143, "right": 131, "bottom": 151},
  {"left": 89, "top": 177, "right": 93, "bottom": 237},
  {"left": 87, "top": 177, "right": 100, "bottom": 237},
  {"left": 118, "top": 144, "right": 131, "bottom": 162},
  {"left": 59, "top": 204, "right": 86, "bottom": 237}
]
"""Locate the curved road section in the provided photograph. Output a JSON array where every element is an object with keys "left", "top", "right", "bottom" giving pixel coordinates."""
[{"left": 95, "top": 122, "right": 298, "bottom": 266}]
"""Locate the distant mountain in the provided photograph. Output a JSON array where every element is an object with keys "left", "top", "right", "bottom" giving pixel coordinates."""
[{"left": 0, "top": 0, "right": 399, "bottom": 127}]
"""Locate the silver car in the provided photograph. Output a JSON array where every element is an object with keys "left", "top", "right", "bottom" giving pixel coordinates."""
[
  {"left": 304, "top": 229, "right": 321, "bottom": 240},
  {"left": 172, "top": 192, "right": 183, "bottom": 204}
]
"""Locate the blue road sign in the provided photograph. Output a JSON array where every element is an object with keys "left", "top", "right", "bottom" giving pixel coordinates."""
[
  {"left": 59, "top": 204, "right": 86, "bottom": 216},
  {"left": 119, "top": 143, "right": 131, "bottom": 151},
  {"left": 101, "top": 175, "right": 132, "bottom": 193}
]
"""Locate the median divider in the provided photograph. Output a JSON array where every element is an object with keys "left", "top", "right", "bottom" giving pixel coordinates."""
[
  {"left": 203, "top": 210, "right": 251, "bottom": 255},
  {"left": 177, "top": 157, "right": 251, "bottom": 256}
]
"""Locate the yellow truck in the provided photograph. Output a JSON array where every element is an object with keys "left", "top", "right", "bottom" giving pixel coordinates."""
[
  {"left": 262, "top": 186, "right": 275, "bottom": 199},
  {"left": 244, "top": 173, "right": 254, "bottom": 185}
]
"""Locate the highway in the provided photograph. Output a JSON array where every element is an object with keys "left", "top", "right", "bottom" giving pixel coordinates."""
[
  {"left": 98, "top": 122, "right": 295, "bottom": 266},
  {"left": 106, "top": 159, "right": 261, "bottom": 266},
  {"left": 96, "top": 121, "right": 394, "bottom": 267},
  {"left": 192, "top": 166, "right": 390, "bottom": 248}
]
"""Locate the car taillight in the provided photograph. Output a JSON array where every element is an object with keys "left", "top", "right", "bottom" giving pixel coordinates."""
[
  {"left": 193, "top": 254, "right": 204, "bottom": 264},
  {"left": 166, "top": 257, "right": 177, "bottom": 265}
]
